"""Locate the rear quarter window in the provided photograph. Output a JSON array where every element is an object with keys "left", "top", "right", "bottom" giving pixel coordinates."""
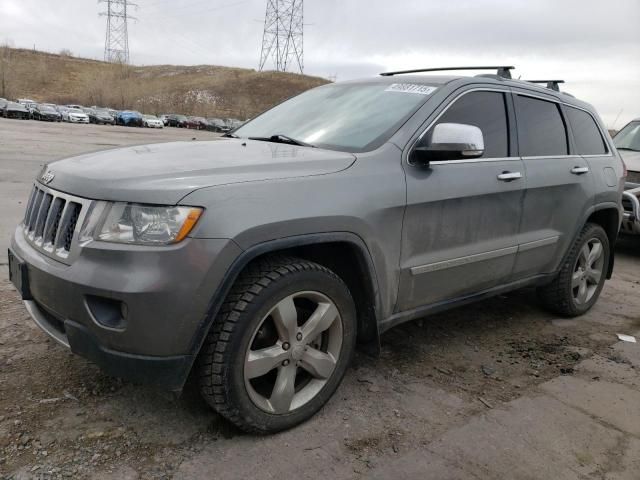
[{"left": 565, "top": 107, "right": 608, "bottom": 155}]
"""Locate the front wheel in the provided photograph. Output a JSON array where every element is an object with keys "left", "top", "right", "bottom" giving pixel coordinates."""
[
  {"left": 538, "top": 223, "right": 610, "bottom": 317},
  {"left": 198, "top": 256, "right": 356, "bottom": 433}
]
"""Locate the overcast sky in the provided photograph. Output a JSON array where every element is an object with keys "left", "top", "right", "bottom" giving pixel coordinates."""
[{"left": 1, "top": 0, "right": 639, "bottom": 127}]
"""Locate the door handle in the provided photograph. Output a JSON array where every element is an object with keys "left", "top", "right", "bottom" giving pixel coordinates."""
[
  {"left": 571, "top": 166, "right": 589, "bottom": 175},
  {"left": 497, "top": 171, "right": 523, "bottom": 182}
]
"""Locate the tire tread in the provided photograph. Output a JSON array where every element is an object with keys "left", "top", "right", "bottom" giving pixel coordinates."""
[{"left": 197, "top": 255, "right": 346, "bottom": 433}]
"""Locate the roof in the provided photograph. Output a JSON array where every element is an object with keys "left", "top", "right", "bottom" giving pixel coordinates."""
[{"left": 341, "top": 72, "right": 594, "bottom": 111}]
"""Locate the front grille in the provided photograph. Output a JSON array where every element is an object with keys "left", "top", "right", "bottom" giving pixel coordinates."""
[
  {"left": 627, "top": 170, "right": 640, "bottom": 185},
  {"left": 22, "top": 184, "right": 90, "bottom": 263}
]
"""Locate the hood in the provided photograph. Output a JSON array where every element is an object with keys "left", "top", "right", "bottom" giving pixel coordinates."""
[
  {"left": 42, "top": 139, "right": 356, "bottom": 204},
  {"left": 619, "top": 149, "right": 640, "bottom": 172}
]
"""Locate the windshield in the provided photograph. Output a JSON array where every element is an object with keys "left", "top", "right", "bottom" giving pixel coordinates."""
[
  {"left": 614, "top": 121, "right": 640, "bottom": 151},
  {"left": 144, "top": 115, "right": 157, "bottom": 119},
  {"left": 234, "top": 82, "right": 437, "bottom": 152},
  {"left": 69, "top": 108, "right": 83, "bottom": 114},
  {"left": 40, "top": 106, "right": 55, "bottom": 112}
]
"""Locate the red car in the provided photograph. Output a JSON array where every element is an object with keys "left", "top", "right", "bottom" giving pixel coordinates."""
[{"left": 184, "top": 116, "right": 208, "bottom": 130}]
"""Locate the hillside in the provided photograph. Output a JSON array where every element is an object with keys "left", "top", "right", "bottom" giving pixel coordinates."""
[{"left": 0, "top": 47, "right": 328, "bottom": 119}]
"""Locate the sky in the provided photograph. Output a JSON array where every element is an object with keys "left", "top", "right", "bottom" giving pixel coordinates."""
[{"left": 1, "top": 0, "right": 639, "bottom": 127}]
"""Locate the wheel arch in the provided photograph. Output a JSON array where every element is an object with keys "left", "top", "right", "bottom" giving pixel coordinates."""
[
  {"left": 188, "top": 233, "right": 382, "bottom": 372},
  {"left": 584, "top": 203, "right": 620, "bottom": 279}
]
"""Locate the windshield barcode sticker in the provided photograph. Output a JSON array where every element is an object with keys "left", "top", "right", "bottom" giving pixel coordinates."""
[{"left": 385, "top": 84, "right": 437, "bottom": 95}]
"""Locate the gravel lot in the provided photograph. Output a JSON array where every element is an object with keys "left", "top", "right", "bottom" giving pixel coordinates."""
[{"left": 1, "top": 118, "right": 640, "bottom": 479}]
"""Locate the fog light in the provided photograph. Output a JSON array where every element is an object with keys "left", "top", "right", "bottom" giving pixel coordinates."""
[{"left": 85, "top": 295, "right": 127, "bottom": 330}]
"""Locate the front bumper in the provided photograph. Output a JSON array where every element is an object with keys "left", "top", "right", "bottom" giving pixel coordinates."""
[
  {"left": 10, "top": 223, "right": 242, "bottom": 390},
  {"left": 69, "top": 116, "right": 89, "bottom": 123},
  {"left": 621, "top": 183, "right": 640, "bottom": 235}
]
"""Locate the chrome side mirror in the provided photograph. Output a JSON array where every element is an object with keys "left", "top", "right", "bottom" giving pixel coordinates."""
[{"left": 412, "top": 123, "right": 485, "bottom": 166}]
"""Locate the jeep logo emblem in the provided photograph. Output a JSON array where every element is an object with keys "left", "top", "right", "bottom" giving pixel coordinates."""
[{"left": 41, "top": 170, "right": 55, "bottom": 185}]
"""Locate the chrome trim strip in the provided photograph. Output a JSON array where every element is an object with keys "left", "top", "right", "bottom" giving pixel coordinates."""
[
  {"left": 521, "top": 155, "right": 581, "bottom": 160},
  {"left": 518, "top": 236, "right": 560, "bottom": 253},
  {"left": 24, "top": 300, "right": 70, "bottom": 349},
  {"left": 410, "top": 246, "right": 518, "bottom": 276},
  {"left": 431, "top": 156, "right": 519, "bottom": 165}
]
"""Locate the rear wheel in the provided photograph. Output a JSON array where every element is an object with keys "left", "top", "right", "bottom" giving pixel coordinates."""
[
  {"left": 538, "top": 223, "right": 609, "bottom": 316},
  {"left": 198, "top": 256, "right": 356, "bottom": 433}
]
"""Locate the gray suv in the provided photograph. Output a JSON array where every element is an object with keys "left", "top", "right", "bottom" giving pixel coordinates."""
[{"left": 8, "top": 66, "right": 624, "bottom": 433}]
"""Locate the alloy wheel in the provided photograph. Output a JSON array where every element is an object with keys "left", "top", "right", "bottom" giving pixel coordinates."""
[
  {"left": 243, "top": 291, "right": 343, "bottom": 414},
  {"left": 572, "top": 238, "right": 604, "bottom": 305}
]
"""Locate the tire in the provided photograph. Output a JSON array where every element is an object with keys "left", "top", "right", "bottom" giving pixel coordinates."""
[
  {"left": 198, "top": 256, "right": 357, "bottom": 434},
  {"left": 538, "top": 222, "right": 609, "bottom": 317}
]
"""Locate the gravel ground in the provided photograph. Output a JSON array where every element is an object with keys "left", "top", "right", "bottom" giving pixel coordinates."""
[{"left": 1, "top": 119, "right": 640, "bottom": 479}]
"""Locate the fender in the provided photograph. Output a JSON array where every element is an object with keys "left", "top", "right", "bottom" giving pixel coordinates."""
[
  {"left": 570, "top": 201, "right": 621, "bottom": 279},
  {"left": 185, "top": 231, "right": 383, "bottom": 377}
]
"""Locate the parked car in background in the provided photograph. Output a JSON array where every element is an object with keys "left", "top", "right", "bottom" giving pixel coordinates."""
[
  {"left": 205, "top": 118, "right": 230, "bottom": 133},
  {"left": 90, "top": 109, "right": 116, "bottom": 125},
  {"left": 2, "top": 101, "right": 30, "bottom": 119},
  {"left": 116, "top": 110, "right": 143, "bottom": 127},
  {"left": 66, "top": 104, "right": 84, "bottom": 110},
  {"left": 25, "top": 103, "right": 38, "bottom": 118},
  {"left": 32, "top": 104, "right": 62, "bottom": 122},
  {"left": 16, "top": 98, "right": 36, "bottom": 106},
  {"left": 226, "top": 118, "right": 245, "bottom": 130},
  {"left": 64, "top": 108, "right": 90, "bottom": 124},
  {"left": 167, "top": 114, "right": 188, "bottom": 128},
  {"left": 184, "top": 116, "right": 208, "bottom": 130},
  {"left": 142, "top": 114, "right": 164, "bottom": 128},
  {"left": 0, "top": 98, "right": 7, "bottom": 112},
  {"left": 159, "top": 114, "right": 171, "bottom": 126},
  {"left": 56, "top": 106, "right": 69, "bottom": 118},
  {"left": 614, "top": 118, "right": 640, "bottom": 235}
]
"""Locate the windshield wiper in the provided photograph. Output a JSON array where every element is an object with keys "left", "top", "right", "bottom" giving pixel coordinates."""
[
  {"left": 223, "top": 132, "right": 238, "bottom": 138},
  {"left": 248, "top": 134, "right": 315, "bottom": 148},
  {"left": 617, "top": 147, "right": 640, "bottom": 152}
]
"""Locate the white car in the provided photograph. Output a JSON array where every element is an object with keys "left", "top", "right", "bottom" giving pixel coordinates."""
[
  {"left": 143, "top": 114, "right": 164, "bottom": 128},
  {"left": 64, "top": 108, "right": 90, "bottom": 124}
]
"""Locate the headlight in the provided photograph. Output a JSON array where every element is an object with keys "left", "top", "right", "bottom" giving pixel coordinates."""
[{"left": 97, "top": 203, "right": 203, "bottom": 245}]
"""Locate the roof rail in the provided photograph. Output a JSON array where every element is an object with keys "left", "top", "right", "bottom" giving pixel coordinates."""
[
  {"left": 380, "top": 66, "right": 515, "bottom": 79},
  {"left": 526, "top": 80, "right": 565, "bottom": 92}
]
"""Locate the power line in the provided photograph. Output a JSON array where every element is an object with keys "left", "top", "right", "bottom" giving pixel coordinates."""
[
  {"left": 259, "top": 0, "right": 303, "bottom": 74},
  {"left": 99, "top": 0, "right": 136, "bottom": 64},
  {"left": 143, "top": 0, "right": 252, "bottom": 22}
]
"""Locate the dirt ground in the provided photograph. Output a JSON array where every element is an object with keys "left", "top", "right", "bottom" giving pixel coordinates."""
[{"left": 1, "top": 119, "right": 640, "bottom": 480}]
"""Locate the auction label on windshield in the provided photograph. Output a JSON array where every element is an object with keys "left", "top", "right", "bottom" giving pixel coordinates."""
[{"left": 385, "top": 83, "right": 437, "bottom": 95}]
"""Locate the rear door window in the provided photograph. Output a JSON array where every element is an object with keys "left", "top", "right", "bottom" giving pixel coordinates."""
[
  {"left": 515, "top": 95, "right": 568, "bottom": 156},
  {"left": 566, "top": 107, "right": 608, "bottom": 155}
]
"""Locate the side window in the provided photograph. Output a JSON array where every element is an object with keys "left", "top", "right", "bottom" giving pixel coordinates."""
[
  {"left": 425, "top": 91, "right": 509, "bottom": 158},
  {"left": 566, "top": 107, "right": 608, "bottom": 155},
  {"left": 515, "top": 95, "right": 568, "bottom": 156}
]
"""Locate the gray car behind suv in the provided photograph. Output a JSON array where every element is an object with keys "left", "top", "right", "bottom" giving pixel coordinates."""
[{"left": 8, "top": 66, "right": 624, "bottom": 433}]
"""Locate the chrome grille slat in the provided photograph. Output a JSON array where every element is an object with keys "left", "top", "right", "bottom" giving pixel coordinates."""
[
  {"left": 23, "top": 187, "right": 37, "bottom": 224},
  {"left": 34, "top": 193, "right": 53, "bottom": 239},
  {"left": 28, "top": 189, "right": 44, "bottom": 231},
  {"left": 21, "top": 183, "right": 92, "bottom": 265},
  {"left": 43, "top": 197, "right": 65, "bottom": 245}
]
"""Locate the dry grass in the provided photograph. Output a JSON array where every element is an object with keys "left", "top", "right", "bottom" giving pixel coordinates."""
[{"left": 0, "top": 47, "right": 328, "bottom": 119}]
